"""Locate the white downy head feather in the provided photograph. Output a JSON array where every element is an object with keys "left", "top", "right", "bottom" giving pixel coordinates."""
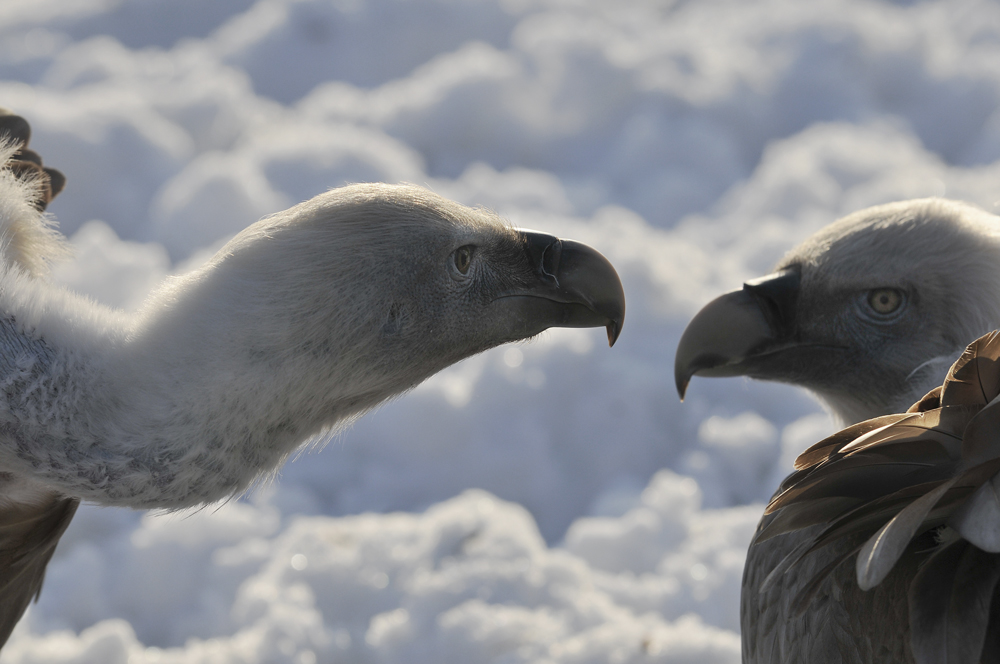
[{"left": 777, "top": 197, "right": 1000, "bottom": 423}]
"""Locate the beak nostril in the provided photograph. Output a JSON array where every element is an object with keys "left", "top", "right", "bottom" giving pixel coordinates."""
[{"left": 540, "top": 239, "right": 562, "bottom": 284}]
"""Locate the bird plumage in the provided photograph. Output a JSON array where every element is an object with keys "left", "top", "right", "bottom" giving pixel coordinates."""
[
  {"left": 676, "top": 198, "right": 1000, "bottom": 663},
  {"left": 748, "top": 332, "right": 1000, "bottom": 663},
  {"left": 0, "top": 485, "right": 76, "bottom": 648}
]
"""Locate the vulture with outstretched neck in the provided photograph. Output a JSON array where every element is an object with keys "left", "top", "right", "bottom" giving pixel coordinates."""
[
  {"left": 0, "top": 113, "right": 625, "bottom": 647},
  {"left": 675, "top": 199, "right": 1000, "bottom": 663}
]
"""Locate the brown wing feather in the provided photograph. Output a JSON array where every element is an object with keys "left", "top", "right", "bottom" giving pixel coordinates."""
[
  {"left": 942, "top": 544, "right": 1000, "bottom": 664},
  {"left": 907, "top": 386, "right": 942, "bottom": 413},
  {"left": 939, "top": 331, "right": 1000, "bottom": 408},
  {"left": 750, "top": 331, "right": 1000, "bottom": 664},
  {"left": 793, "top": 414, "right": 911, "bottom": 470},
  {"left": 0, "top": 489, "right": 79, "bottom": 647},
  {"left": 906, "top": 539, "right": 1000, "bottom": 664}
]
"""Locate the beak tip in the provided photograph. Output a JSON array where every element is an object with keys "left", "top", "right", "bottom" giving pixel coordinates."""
[
  {"left": 606, "top": 321, "right": 622, "bottom": 347},
  {"left": 675, "top": 376, "right": 689, "bottom": 401}
]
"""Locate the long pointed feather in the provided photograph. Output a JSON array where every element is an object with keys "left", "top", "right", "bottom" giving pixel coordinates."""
[
  {"left": 794, "top": 414, "right": 912, "bottom": 470},
  {"left": 908, "top": 539, "right": 1000, "bottom": 664},
  {"left": 856, "top": 477, "right": 958, "bottom": 590},
  {"left": 909, "top": 539, "right": 966, "bottom": 664},
  {"left": 807, "top": 469, "right": 998, "bottom": 557},
  {"left": 838, "top": 423, "right": 962, "bottom": 458},
  {"left": 939, "top": 331, "right": 1000, "bottom": 408},
  {"left": 767, "top": 456, "right": 952, "bottom": 515},
  {"left": 907, "top": 386, "right": 942, "bottom": 413},
  {"left": 776, "top": 478, "right": 985, "bottom": 591},
  {"left": 981, "top": 584, "right": 1000, "bottom": 663},
  {"left": 948, "top": 472, "right": 1000, "bottom": 552},
  {"left": 790, "top": 543, "right": 861, "bottom": 617},
  {"left": 943, "top": 544, "right": 1000, "bottom": 664},
  {"left": 759, "top": 534, "right": 819, "bottom": 595},
  {"left": 760, "top": 495, "right": 931, "bottom": 598},
  {"left": 763, "top": 460, "right": 1000, "bottom": 602},
  {"left": 960, "top": 394, "right": 1000, "bottom": 467},
  {"left": 754, "top": 496, "right": 863, "bottom": 544},
  {"left": 766, "top": 479, "right": 950, "bottom": 557}
]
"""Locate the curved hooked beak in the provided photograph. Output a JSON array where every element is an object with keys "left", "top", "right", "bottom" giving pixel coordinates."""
[
  {"left": 501, "top": 230, "right": 626, "bottom": 347},
  {"left": 674, "top": 267, "right": 800, "bottom": 398}
]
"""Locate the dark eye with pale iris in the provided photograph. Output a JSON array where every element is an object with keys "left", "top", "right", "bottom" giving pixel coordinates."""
[
  {"left": 454, "top": 246, "right": 473, "bottom": 275},
  {"left": 867, "top": 288, "right": 903, "bottom": 316}
]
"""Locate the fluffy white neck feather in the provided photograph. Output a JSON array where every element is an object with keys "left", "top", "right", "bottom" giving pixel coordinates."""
[{"left": 0, "top": 234, "right": 367, "bottom": 508}]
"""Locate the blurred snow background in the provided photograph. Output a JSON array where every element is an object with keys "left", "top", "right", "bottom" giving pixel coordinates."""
[{"left": 1, "top": 0, "right": 998, "bottom": 661}]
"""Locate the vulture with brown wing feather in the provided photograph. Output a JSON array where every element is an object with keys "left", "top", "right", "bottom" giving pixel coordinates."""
[
  {"left": 0, "top": 112, "right": 626, "bottom": 649},
  {"left": 676, "top": 199, "right": 1000, "bottom": 663},
  {"left": 745, "top": 332, "right": 1000, "bottom": 663}
]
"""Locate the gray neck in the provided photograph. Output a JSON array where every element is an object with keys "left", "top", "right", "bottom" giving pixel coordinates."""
[{"left": 0, "top": 311, "right": 335, "bottom": 509}]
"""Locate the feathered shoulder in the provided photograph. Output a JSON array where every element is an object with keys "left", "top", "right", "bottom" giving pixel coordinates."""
[{"left": 758, "top": 330, "right": 1000, "bottom": 664}]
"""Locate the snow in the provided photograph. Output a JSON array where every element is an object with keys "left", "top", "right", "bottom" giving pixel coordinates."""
[{"left": 0, "top": 0, "right": 997, "bottom": 661}]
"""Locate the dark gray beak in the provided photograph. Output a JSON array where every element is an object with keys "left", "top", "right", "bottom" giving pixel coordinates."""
[
  {"left": 674, "top": 267, "right": 800, "bottom": 398},
  {"left": 503, "top": 230, "right": 626, "bottom": 346}
]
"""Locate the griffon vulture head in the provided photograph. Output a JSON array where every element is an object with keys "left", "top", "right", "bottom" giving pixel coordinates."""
[{"left": 675, "top": 198, "right": 1000, "bottom": 424}]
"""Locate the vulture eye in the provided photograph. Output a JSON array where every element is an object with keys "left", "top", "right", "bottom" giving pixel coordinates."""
[
  {"left": 453, "top": 246, "right": 474, "bottom": 275},
  {"left": 866, "top": 288, "right": 904, "bottom": 317}
]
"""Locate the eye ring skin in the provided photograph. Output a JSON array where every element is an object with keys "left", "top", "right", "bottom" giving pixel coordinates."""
[{"left": 859, "top": 288, "right": 907, "bottom": 323}]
